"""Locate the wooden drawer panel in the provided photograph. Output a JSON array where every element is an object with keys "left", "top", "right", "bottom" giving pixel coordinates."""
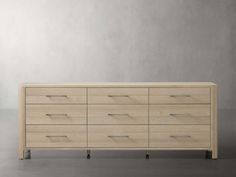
[
  {"left": 88, "top": 88, "right": 148, "bottom": 104},
  {"left": 88, "top": 105, "right": 148, "bottom": 125},
  {"left": 26, "top": 105, "right": 87, "bottom": 125},
  {"left": 26, "top": 125, "right": 86, "bottom": 148},
  {"left": 88, "top": 125, "right": 148, "bottom": 148},
  {"left": 26, "top": 88, "right": 86, "bottom": 104},
  {"left": 150, "top": 125, "right": 210, "bottom": 148},
  {"left": 150, "top": 105, "right": 210, "bottom": 125},
  {"left": 150, "top": 88, "right": 210, "bottom": 104}
]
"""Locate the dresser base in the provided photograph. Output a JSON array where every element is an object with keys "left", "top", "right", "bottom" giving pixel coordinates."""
[{"left": 19, "top": 148, "right": 217, "bottom": 160}]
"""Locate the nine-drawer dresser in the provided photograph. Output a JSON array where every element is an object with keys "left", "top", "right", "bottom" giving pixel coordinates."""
[{"left": 19, "top": 82, "right": 217, "bottom": 159}]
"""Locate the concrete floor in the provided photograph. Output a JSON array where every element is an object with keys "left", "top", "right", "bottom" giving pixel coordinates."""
[{"left": 0, "top": 109, "right": 235, "bottom": 177}]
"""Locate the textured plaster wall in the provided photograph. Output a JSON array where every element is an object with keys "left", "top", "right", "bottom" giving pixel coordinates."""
[{"left": 0, "top": 0, "right": 235, "bottom": 109}]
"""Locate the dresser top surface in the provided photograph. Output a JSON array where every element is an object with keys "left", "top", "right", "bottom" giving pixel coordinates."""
[{"left": 22, "top": 82, "right": 216, "bottom": 88}]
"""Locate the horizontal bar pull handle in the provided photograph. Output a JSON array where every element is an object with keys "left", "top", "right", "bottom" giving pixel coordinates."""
[
  {"left": 170, "top": 135, "right": 191, "bottom": 138},
  {"left": 108, "top": 135, "right": 130, "bottom": 138},
  {"left": 107, "top": 113, "right": 131, "bottom": 118},
  {"left": 46, "top": 95, "right": 68, "bottom": 98},
  {"left": 169, "top": 94, "right": 191, "bottom": 97},
  {"left": 46, "top": 135, "right": 68, "bottom": 138},
  {"left": 107, "top": 95, "right": 129, "bottom": 97},
  {"left": 46, "top": 114, "right": 68, "bottom": 118},
  {"left": 169, "top": 113, "right": 191, "bottom": 117}
]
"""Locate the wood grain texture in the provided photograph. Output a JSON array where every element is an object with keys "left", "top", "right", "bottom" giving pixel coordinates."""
[
  {"left": 150, "top": 125, "right": 210, "bottom": 148},
  {"left": 26, "top": 105, "right": 87, "bottom": 125},
  {"left": 26, "top": 88, "right": 86, "bottom": 104},
  {"left": 150, "top": 105, "right": 210, "bottom": 125},
  {"left": 150, "top": 87, "right": 210, "bottom": 104},
  {"left": 19, "top": 82, "right": 217, "bottom": 159},
  {"left": 88, "top": 105, "right": 148, "bottom": 125},
  {"left": 211, "top": 85, "right": 218, "bottom": 159},
  {"left": 88, "top": 125, "right": 148, "bottom": 148},
  {"left": 18, "top": 86, "right": 26, "bottom": 159},
  {"left": 88, "top": 88, "right": 148, "bottom": 104},
  {"left": 26, "top": 125, "right": 87, "bottom": 148},
  {"left": 23, "top": 82, "right": 216, "bottom": 88}
]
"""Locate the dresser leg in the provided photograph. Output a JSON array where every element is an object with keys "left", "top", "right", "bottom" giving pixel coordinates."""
[
  {"left": 212, "top": 149, "right": 218, "bottom": 160},
  {"left": 24, "top": 149, "right": 31, "bottom": 159},
  {"left": 145, "top": 151, "right": 149, "bottom": 159},
  {"left": 87, "top": 150, "right": 91, "bottom": 159},
  {"left": 19, "top": 149, "right": 24, "bottom": 160},
  {"left": 205, "top": 150, "right": 212, "bottom": 159}
]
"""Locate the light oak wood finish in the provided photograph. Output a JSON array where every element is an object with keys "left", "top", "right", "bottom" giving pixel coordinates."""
[
  {"left": 211, "top": 85, "right": 218, "bottom": 159},
  {"left": 18, "top": 86, "right": 26, "bottom": 160},
  {"left": 19, "top": 82, "right": 217, "bottom": 159},
  {"left": 150, "top": 87, "right": 210, "bottom": 104},
  {"left": 88, "top": 88, "right": 148, "bottom": 104},
  {"left": 26, "top": 88, "right": 86, "bottom": 104},
  {"left": 88, "top": 125, "right": 148, "bottom": 148},
  {"left": 23, "top": 82, "right": 216, "bottom": 88},
  {"left": 149, "top": 125, "right": 210, "bottom": 148},
  {"left": 88, "top": 105, "right": 148, "bottom": 125},
  {"left": 150, "top": 105, "right": 210, "bottom": 125},
  {"left": 26, "top": 105, "right": 87, "bottom": 125},
  {"left": 26, "top": 125, "right": 87, "bottom": 148}
]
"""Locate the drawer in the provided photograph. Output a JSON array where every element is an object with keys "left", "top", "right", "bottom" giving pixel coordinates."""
[
  {"left": 26, "top": 88, "right": 86, "bottom": 104},
  {"left": 88, "top": 125, "right": 148, "bottom": 148},
  {"left": 150, "top": 88, "right": 210, "bottom": 104},
  {"left": 88, "top": 105, "right": 148, "bottom": 125},
  {"left": 26, "top": 125, "right": 86, "bottom": 148},
  {"left": 88, "top": 88, "right": 148, "bottom": 104},
  {"left": 149, "top": 125, "right": 210, "bottom": 148},
  {"left": 150, "top": 105, "right": 210, "bottom": 125},
  {"left": 26, "top": 105, "right": 87, "bottom": 125}
]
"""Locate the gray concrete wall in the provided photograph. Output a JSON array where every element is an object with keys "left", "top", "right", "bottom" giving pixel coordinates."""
[{"left": 0, "top": 0, "right": 235, "bottom": 109}]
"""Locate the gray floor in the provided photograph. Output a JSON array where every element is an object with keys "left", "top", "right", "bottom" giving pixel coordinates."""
[{"left": 0, "top": 109, "right": 236, "bottom": 177}]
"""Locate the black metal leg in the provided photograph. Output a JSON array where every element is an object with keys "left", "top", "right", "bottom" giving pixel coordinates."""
[
  {"left": 145, "top": 151, "right": 149, "bottom": 159},
  {"left": 24, "top": 149, "right": 31, "bottom": 159},
  {"left": 205, "top": 150, "right": 212, "bottom": 159},
  {"left": 87, "top": 150, "right": 91, "bottom": 159}
]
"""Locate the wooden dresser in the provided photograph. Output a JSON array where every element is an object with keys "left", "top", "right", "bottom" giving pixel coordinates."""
[{"left": 19, "top": 82, "right": 217, "bottom": 159}]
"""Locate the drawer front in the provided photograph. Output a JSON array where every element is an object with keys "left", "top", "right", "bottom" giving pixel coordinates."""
[
  {"left": 88, "top": 88, "right": 148, "bottom": 104},
  {"left": 150, "top": 105, "right": 210, "bottom": 125},
  {"left": 26, "top": 105, "right": 87, "bottom": 125},
  {"left": 150, "top": 125, "right": 210, "bottom": 148},
  {"left": 88, "top": 125, "right": 148, "bottom": 148},
  {"left": 88, "top": 105, "right": 148, "bottom": 125},
  {"left": 26, "top": 125, "right": 86, "bottom": 148},
  {"left": 26, "top": 88, "right": 86, "bottom": 104},
  {"left": 150, "top": 88, "right": 210, "bottom": 104}
]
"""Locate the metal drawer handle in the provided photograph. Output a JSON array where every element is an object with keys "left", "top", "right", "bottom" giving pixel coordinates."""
[
  {"left": 46, "top": 114, "right": 68, "bottom": 118},
  {"left": 46, "top": 95, "right": 68, "bottom": 98},
  {"left": 170, "top": 135, "right": 191, "bottom": 138},
  {"left": 46, "top": 135, "right": 68, "bottom": 138},
  {"left": 170, "top": 94, "right": 191, "bottom": 97},
  {"left": 169, "top": 113, "right": 191, "bottom": 117},
  {"left": 108, "top": 113, "right": 131, "bottom": 118},
  {"left": 108, "top": 135, "right": 129, "bottom": 138},
  {"left": 108, "top": 95, "right": 129, "bottom": 97}
]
